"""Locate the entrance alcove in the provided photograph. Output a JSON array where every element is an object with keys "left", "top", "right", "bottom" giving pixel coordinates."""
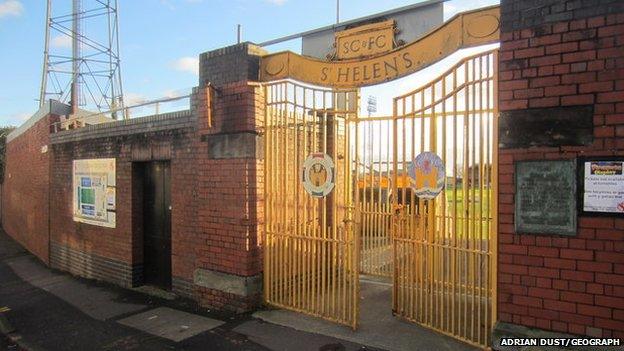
[{"left": 260, "top": 38, "right": 499, "bottom": 349}]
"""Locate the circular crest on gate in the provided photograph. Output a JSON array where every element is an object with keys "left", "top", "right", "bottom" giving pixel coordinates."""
[
  {"left": 302, "top": 153, "right": 335, "bottom": 198},
  {"left": 408, "top": 152, "right": 446, "bottom": 200}
]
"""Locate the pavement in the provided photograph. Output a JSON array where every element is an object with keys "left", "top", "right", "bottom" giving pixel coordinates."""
[
  {"left": 251, "top": 277, "right": 478, "bottom": 351},
  {"left": 0, "top": 227, "right": 480, "bottom": 351},
  {"left": 0, "top": 229, "right": 379, "bottom": 351}
]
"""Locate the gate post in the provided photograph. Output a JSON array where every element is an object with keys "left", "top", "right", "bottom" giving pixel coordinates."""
[
  {"left": 494, "top": 0, "right": 624, "bottom": 344},
  {"left": 190, "top": 42, "right": 267, "bottom": 312}
]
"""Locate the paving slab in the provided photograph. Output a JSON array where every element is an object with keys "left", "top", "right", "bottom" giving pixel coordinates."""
[
  {"left": 6, "top": 256, "right": 146, "bottom": 321},
  {"left": 117, "top": 307, "right": 225, "bottom": 342},
  {"left": 234, "top": 319, "right": 382, "bottom": 351},
  {"left": 253, "top": 280, "right": 478, "bottom": 351},
  {"left": 0, "top": 230, "right": 268, "bottom": 351}
]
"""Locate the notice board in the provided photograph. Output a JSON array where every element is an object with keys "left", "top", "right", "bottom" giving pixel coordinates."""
[
  {"left": 72, "top": 158, "right": 116, "bottom": 228},
  {"left": 578, "top": 156, "right": 624, "bottom": 216}
]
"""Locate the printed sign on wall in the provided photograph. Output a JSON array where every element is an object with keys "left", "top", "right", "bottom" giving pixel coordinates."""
[
  {"left": 582, "top": 159, "right": 624, "bottom": 214},
  {"left": 73, "top": 158, "right": 116, "bottom": 228}
]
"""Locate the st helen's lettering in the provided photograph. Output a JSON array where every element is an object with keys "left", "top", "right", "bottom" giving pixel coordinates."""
[{"left": 320, "top": 52, "right": 414, "bottom": 84}]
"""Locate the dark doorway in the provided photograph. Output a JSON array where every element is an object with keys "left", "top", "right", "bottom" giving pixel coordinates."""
[{"left": 141, "top": 161, "right": 172, "bottom": 289}]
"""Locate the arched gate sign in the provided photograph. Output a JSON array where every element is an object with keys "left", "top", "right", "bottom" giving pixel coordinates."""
[
  {"left": 262, "top": 5, "right": 499, "bottom": 348},
  {"left": 260, "top": 6, "right": 500, "bottom": 88}
]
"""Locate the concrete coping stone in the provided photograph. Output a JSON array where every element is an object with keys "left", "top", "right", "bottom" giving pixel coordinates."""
[
  {"left": 193, "top": 268, "right": 261, "bottom": 297},
  {"left": 50, "top": 110, "right": 194, "bottom": 144}
]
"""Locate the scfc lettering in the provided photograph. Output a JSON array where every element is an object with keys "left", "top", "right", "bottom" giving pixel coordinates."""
[
  {"left": 340, "top": 34, "right": 389, "bottom": 55},
  {"left": 320, "top": 52, "right": 413, "bottom": 83}
]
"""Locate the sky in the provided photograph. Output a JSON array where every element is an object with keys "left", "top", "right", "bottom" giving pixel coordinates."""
[{"left": 0, "top": 0, "right": 498, "bottom": 126}]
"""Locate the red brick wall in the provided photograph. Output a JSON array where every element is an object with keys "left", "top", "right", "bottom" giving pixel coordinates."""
[
  {"left": 498, "top": 7, "right": 624, "bottom": 338},
  {"left": 51, "top": 140, "right": 133, "bottom": 264},
  {"left": 45, "top": 81, "right": 264, "bottom": 311},
  {"left": 2, "top": 116, "right": 51, "bottom": 263},
  {"left": 4, "top": 43, "right": 264, "bottom": 313},
  {"left": 4, "top": 77, "right": 264, "bottom": 314},
  {"left": 169, "top": 130, "right": 200, "bottom": 286},
  {"left": 50, "top": 120, "right": 198, "bottom": 288},
  {"left": 188, "top": 43, "right": 266, "bottom": 311},
  {"left": 193, "top": 81, "right": 264, "bottom": 279}
]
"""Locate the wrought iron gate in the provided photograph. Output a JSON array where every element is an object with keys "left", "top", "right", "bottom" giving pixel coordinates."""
[
  {"left": 263, "top": 49, "right": 498, "bottom": 346},
  {"left": 263, "top": 81, "right": 360, "bottom": 328},
  {"left": 391, "top": 50, "right": 498, "bottom": 347},
  {"left": 355, "top": 115, "right": 394, "bottom": 277}
]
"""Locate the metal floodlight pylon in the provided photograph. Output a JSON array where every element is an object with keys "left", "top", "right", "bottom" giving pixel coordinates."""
[
  {"left": 366, "top": 95, "right": 377, "bottom": 115},
  {"left": 39, "top": 0, "right": 125, "bottom": 119}
]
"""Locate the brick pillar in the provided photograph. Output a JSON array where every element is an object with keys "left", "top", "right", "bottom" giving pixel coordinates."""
[
  {"left": 494, "top": 0, "right": 624, "bottom": 344},
  {"left": 190, "top": 43, "right": 267, "bottom": 312}
]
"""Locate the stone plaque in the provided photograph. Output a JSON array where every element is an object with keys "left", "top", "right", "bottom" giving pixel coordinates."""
[{"left": 515, "top": 160, "right": 577, "bottom": 235}]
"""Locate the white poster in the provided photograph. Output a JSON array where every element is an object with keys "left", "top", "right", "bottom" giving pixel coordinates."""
[
  {"left": 72, "top": 158, "right": 116, "bottom": 228},
  {"left": 583, "top": 161, "right": 624, "bottom": 214}
]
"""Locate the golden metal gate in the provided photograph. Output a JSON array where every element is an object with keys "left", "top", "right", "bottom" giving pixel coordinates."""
[
  {"left": 391, "top": 50, "right": 498, "bottom": 347},
  {"left": 263, "top": 80, "right": 360, "bottom": 328},
  {"left": 355, "top": 115, "right": 395, "bottom": 277}
]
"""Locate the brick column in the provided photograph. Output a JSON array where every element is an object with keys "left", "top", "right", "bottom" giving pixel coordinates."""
[
  {"left": 190, "top": 43, "right": 267, "bottom": 312},
  {"left": 494, "top": 0, "right": 624, "bottom": 343}
]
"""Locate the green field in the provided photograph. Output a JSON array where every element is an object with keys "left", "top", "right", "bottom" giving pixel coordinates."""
[
  {"left": 358, "top": 187, "right": 493, "bottom": 240},
  {"left": 443, "top": 187, "right": 492, "bottom": 216},
  {"left": 438, "top": 187, "right": 492, "bottom": 239}
]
